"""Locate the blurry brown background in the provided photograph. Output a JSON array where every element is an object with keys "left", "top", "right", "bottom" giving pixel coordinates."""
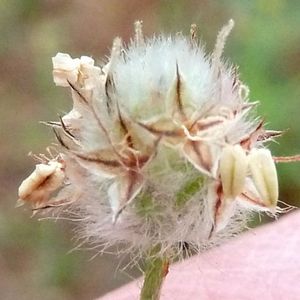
[{"left": 1, "top": 1, "right": 299, "bottom": 299}]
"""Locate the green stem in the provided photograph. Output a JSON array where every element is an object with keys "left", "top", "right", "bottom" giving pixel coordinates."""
[{"left": 140, "top": 246, "right": 169, "bottom": 300}]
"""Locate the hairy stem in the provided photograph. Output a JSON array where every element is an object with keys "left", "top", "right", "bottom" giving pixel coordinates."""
[{"left": 140, "top": 246, "right": 169, "bottom": 300}]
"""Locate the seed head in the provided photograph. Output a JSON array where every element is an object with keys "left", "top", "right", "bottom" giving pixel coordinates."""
[{"left": 18, "top": 20, "right": 290, "bottom": 259}]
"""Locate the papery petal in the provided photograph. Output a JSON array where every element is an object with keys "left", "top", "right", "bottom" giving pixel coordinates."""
[
  {"left": 248, "top": 148, "right": 278, "bottom": 208},
  {"left": 18, "top": 161, "right": 65, "bottom": 207},
  {"left": 52, "top": 53, "right": 80, "bottom": 87},
  {"left": 80, "top": 56, "right": 95, "bottom": 66},
  {"left": 78, "top": 56, "right": 102, "bottom": 90},
  {"left": 219, "top": 144, "right": 247, "bottom": 199},
  {"left": 52, "top": 53, "right": 80, "bottom": 71}
]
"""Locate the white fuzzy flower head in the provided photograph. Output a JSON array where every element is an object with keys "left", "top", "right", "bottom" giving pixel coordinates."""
[{"left": 19, "top": 20, "right": 291, "bottom": 259}]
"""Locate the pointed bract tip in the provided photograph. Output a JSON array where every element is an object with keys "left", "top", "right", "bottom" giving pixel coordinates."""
[{"left": 15, "top": 199, "right": 25, "bottom": 208}]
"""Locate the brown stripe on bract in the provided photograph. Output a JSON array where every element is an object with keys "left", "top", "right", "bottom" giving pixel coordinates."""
[
  {"left": 137, "top": 119, "right": 183, "bottom": 138},
  {"left": 116, "top": 102, "right": 134, "bottom": 149},
  {"left": 104, "top": 73, "right": 116, "bottom": 114},
  {"left": 240, "top": 120, "right": 264, "bottom": 150},
  {"left": 114, "top": 171, "right": 144, "bottom": 222},
  {"left": 68, "top": 80, "right": 115, "bottom": 149},
  {"left": 208, "top": 182, "right": 223, "bottom": 238},
  {"left": 232, "top": 65, "right": 240, "bottom": 90},
  {"left": 241, "top": 121, "right": 283, "bottom": 150},
  {"left": 59, "top": 115, "right": 76, "bottom": 139},
  {"left": 123, "top": 171, "right": 143, "bottom": 205},
  {"left": 67, "top": 80, "right": 88, "bottom": 105},
  {"left": 53, "top": 128, "right": 70, "bottom": 150},
  {"left": 175, "top": 63, "right": 186, "bottom": 120},
  {"left": 42, "top": 121, "right": 62, "bottom": 128},
  {"left": 214, "top": 182, "right": 223, "bottom": 219},
  {"left": 183, "top": 140, "right": 212, "bottom": 175},
  {"left": 193, "top": 118, "right": 224, "bottom": 132},
  {"left": 73, "top": 85, "right": 119, "bottom": 151},
  {"left": 74, "top": 151, "right": 122, "bottom": 168},
  {"left": 257, "top": 130, "right": 283, "bottom": 142},
  {"left": 240, "top": 191, "right": 266, "bottom": 208},
  {"left": 53, "top": 127, "right": 81, "bottom": 152},
  {"left": 122, "top": 153, "right": 150, "bottom": 170}
]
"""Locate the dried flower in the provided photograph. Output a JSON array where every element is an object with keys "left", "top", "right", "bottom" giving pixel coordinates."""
[
  {"left": 18, "top": 20, "right": 296, "bottom": 262},
  {"left": 18, "top": 158, "right": 65, "bottom": 209}
]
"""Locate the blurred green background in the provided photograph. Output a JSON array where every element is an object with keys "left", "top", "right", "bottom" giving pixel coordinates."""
[{"left": 0, "top": 1, "right": 299, "bottom": 299}]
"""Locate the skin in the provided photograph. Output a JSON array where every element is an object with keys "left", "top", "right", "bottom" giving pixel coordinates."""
[{"left": 100, "top": 211, "right": 300, "bottom": 300}]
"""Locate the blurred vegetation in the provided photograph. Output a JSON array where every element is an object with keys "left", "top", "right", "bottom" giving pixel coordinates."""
[{"left": 0, "top": 1, "right": 299, "bottom": 299}]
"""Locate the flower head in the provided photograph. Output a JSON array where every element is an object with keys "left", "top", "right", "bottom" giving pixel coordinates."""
[{"left": 18, "top": 20, "right": 291, "bottom": 258}]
